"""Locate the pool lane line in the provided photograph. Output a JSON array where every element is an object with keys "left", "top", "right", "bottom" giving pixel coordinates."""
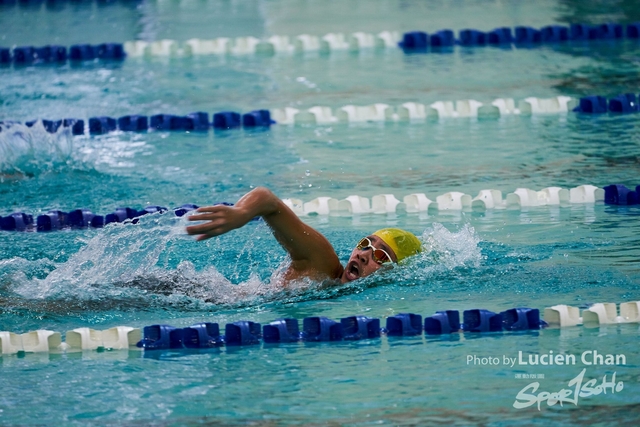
[
  {"left": 2, "top": 303, "right": 639, "bottom": 354},
  {"left": 2, "top": 184, "right": 639, "bottom": 232}
]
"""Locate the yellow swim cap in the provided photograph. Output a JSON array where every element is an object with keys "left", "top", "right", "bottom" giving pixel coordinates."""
[{"left": 372, "top": 228, "right": 422, "bottom": 262}]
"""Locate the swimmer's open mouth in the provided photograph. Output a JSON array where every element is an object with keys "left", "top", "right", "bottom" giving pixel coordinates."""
[{"left": 345, "top": 261, "right": 360, "bottom": 281}]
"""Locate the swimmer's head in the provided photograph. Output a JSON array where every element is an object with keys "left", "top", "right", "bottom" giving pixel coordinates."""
[
  {"left": 372, "top": 228, "right": 422, "bottom": 262},
  {"left": 341, "top": 228, "right": 422, "bottom": 283}
]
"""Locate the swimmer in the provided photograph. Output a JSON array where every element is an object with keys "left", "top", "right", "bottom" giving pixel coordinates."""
[{"left": 186, "top": 187, "right": 422, "bottom": 284}]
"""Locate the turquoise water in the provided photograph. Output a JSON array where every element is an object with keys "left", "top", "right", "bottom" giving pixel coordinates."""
[{"left": 2, "top": 1, "right": 640, "bottom": 425}]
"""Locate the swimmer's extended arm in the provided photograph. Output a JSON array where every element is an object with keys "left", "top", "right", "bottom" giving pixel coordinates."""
[{"left": 186, "top": 187, "right": 343, "bottom": 279}]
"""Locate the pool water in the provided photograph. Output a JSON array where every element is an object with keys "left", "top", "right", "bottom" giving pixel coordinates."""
[{"left": 1, "top": 0, "right": 640, "bottom": 425}]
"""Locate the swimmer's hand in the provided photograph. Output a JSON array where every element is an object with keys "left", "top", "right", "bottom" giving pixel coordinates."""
[{"left": 185, "top": 204, "right": 251, "bottom": 241}]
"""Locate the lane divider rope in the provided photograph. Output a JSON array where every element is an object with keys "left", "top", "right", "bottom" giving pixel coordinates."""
[
  {"left": 2, "top": 22, "right": 639, "bottom": 66},
  {"left": 1, "top": 184, "right": 638, "bottom": 232},
  {"left": 1, "top": 301, "right": 638, "bottom": 355},
  {"left": 2, "top": 93, "right": 638, "bottom": 137},
  {"left": 119, "top": 23, "right": 640, "bottom": 57}
]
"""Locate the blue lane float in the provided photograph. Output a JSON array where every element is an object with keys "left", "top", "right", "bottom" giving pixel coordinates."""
[
  {"left": 541, "top": 25, "right": 569, "bottom": 43},
  {"left": 575, "top": 95, "right": 608, "bottom": 114},
  {"left": 487, "top": 27, "right": 513, "bottom": 45},
  {"left": 608, "top": 94, "right": 638, "bottom": 113},
  {"left": 118, "top": 115, "right": 148, "bottom": 132},
  {"left": 136, "top": 325, "right": 179, "bottom": 350},
  {"left": 212, "top": 111, "right": 241, "bottom": 130},
  {"left": 514, "top": 26, "right": 542, "bottom": 44},
  {"left": 424, "top": 310, "right": 460, "bottom": 335},
  {"left": 182, "top": 323, "right": 223, "bottom": 349},
  {"left": 500, "top": 308, "right": 545, "bottom": 331},
  {"left": 386, "top": 313, "right": 423, "bottom": 336},
  {"left": 604, "top": 184, "right": 639, "bottom": 205},
  {"left": 225, "top": 321, "right": 261, "bottom": 346},
  {"left": 430, "top": 30, "right": 454, "bottom": 47},
  {"left": 242, "top": 110, "right": 274, "bottom": 127},
  {"left": 341, "top": 316, "right": 381, "bottom": 340},
  {"left": 0, "top": 43, "right": 125, "bottom": 65},
  {"left": 0, "top": 212, "right": 33, "bottom": 231},
  {"left": 462, "top": 309, "right": 503, "bottom": 332},
  {"left": 263, "top": 318, "right": 301, "bottom": 343},
  {"left": 301, "top": 316, "right": 343, "bottom": 342},
  {"left": 174, "top": 204, "right": 199, "bottom": 217},
  {"left": 89, "top": 116, "right": 117, "bottom": 135},
  {"left": 399, "top": 31, "right": 428, "bottom": 50},
  {"left": 63, "top": 118, "right": 85, "bottom": 135},
  {"left": 459, "top": 29, "right": 486, "bottom": 46}
]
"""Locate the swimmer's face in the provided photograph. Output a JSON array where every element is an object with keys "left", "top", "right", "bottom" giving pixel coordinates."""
[{"left": 341, "top": 235, "right": 398, "bottom": 283}]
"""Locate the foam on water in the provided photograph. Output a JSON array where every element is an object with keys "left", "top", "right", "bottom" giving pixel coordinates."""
[{"left": 0, "top": 123, "right": 75, "bottom": 176}]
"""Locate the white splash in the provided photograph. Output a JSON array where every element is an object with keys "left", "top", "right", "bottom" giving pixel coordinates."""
[{"left": 0, "top": 123, "right": 75, "bottom": 175}]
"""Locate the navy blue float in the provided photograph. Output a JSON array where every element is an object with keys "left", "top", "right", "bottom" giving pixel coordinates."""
[
  {"left": 575, "top": 96, "right": 608, "bottom": 114},
  {"left": 488, "top": 27, "right": 513, "bottom": 45},
  {"left": 386, "top": 313, "right": 422, "bottom": 336},
  {"left": 301, "top": 316, "right": 343, "bottom": 341},
  {"left": 182, "top": 323, "right": 223, "bottom": 348},
  {"left": 598, "top": 23, "right": 623, "bottom": 39},
  {"left": 150, "top": 114, "right": 180, "bottom": 131},
  {"left": 570, "top": 24, "right": 599, "bottom": 40},
  {"left": 500, "top": 308, "right": 544, "bottom": 331},
  {"left": 263, "top": 318, "right": 300, "bottom": 343},
  {"left": 242, "top": 110, "right": 273, "bottom": 127},
  {"left": 0, "top": 48, "right": 11, "bottom": 63},
  {"left": 70, "top": 44, "right": 96, "bottom": 61},
  {"left": 213, "top": 112, "right": 241, "bottom": 129},
  {"left": 341, "top": 316, "right": 381, "bottom": 340},
  {"left": 13, "top": 46, "right": 36, "bottom": 63},
  {"left": 514, "top": 27, "right": 542, "bottom": 44},
  {"left": 459, "top": 29, "right": 486, "bottom": 46},
  {"left": 399, "top": 31, "right": 428, "bottom": 50},
  {"left": 118, "top": 115, "right": 148, "bottom": 132},
  {"left": 89, "top": 117, "right": 117, "bottom": 134},
  {"left": 64, "top": 118, "right": 85, "bottom": 135},
  {"left": 430, "top": 30, "right": 454, "bottom": 47},
  {"left": 463, "top": 309, "right": 502, "bottom": 332},
  {"left": 174, "top": 204, "right": 199, "bottom": 217},
  {"left": 1, "top": 212, "right": 33, "bottom": 231},
  {"left": 225, "top": 321, "right": 261, "bottom": 345},
  {"left": 609, "top": 94, "right": 638, "bottom": 113},
  {"left": 139, "top": 206, "right": 167, "bottom": 216},
  {"left": 604, "top": 184, "right": 638, "bottom": 205},
  {"left": 42, "top": 119, "right": 63, "bottom": 133},
  {"left": 90, "top": 216, "right": 105, "bottom": 228},
  {"left": 628, "top": 23, "right": 640, "bottom": 38},
  {"left": 36, "top": 210, "right": 67, "bottom": 232},
  {"left": 424, "top": 310, "right": 460, "bottom": 335},
  {"left": 541, "top": 25, "right": 569, "bottom": 42},
  {"left": 68, "top": 209, "right": 95, "bottom": 227},
  {"left": 96, "top": 43, "right": 125, "bottom": 60},
  {"left": 185, "top": 112, "right": 210, "bottom": 130},
  {"left": 136, "top": 325, "right": 178, "bottom": 350}
]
